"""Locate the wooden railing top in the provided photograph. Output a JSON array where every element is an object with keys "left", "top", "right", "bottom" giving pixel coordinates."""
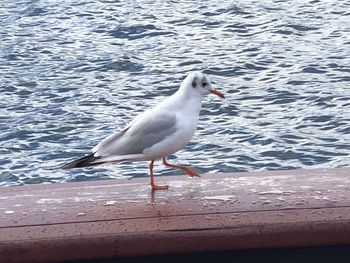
[{"left": 1, "top": 167, "right": 350, "bottom": 263}]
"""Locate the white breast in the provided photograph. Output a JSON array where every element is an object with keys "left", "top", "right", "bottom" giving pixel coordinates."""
[{"left": 142, "top": 91, "right": 202, "bottom": 159}]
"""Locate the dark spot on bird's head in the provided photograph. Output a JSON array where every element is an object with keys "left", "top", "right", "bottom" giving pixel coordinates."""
[{"left": 192, "top": 77, "right": 197, "bottom": 88}]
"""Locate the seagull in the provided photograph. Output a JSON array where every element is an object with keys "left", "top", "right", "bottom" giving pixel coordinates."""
[{"left": 64, "top": 71, "right": 224, "bottom": 190}]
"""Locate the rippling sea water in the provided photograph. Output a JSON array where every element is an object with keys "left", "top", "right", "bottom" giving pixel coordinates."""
[{"left": 0, "top": 0, "right": 349, "bottom": 186}]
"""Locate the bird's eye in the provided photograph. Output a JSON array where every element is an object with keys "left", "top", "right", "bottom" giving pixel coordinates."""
[
  {"left": 202, "top": 82, "right": 207, "bottom": 87},
  {"left": 192, "top": 80, "right": 197, "bottom": 88}
]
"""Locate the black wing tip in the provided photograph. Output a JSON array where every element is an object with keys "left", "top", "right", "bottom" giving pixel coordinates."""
[{"left": 63, "top": 153, "right": 100, "bottom": 169}]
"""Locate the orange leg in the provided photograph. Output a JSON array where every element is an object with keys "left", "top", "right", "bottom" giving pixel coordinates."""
[
  {"left": 162, "top": 157, "right": 200, "bottom": 177},
  {"left": 149, "top": 160, "right": 169, "bottom": 190}
]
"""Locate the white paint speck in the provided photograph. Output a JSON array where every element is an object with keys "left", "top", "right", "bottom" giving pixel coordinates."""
[
  {"left": 4, "top": 210, "right": 14, "bottom": 214},
  {"left": 203, "top": 195, "right": 236, "bottom": 201},
  {"left": 104, "top": 200, "right": 117, "bottom": 206},
  {"left": 37, "top": 198, "right": 63, "bottom": 204},
  {"left": 259, "top": 190, "right": 284, "bottom": 195}
]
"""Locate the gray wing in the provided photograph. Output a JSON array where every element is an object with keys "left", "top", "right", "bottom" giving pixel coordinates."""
[
  {"left": 91, "top": 125, "right": 130, "bottom": 154},
  {"left": 93, "top": 111, "right": 177, "bottom": 157}
]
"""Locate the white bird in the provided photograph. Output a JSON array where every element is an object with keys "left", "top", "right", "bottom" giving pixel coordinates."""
[{"left": 64, "top": 71, "right": 224, "bottom": 190}]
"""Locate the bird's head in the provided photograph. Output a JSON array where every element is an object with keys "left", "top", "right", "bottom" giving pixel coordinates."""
[{"left": 180, "top": 71, "right": 225, "bottom": 99}]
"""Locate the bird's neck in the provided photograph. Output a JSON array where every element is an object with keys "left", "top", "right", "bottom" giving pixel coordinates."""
[{"left": 172, "top": 88, "right": 202, "bottom": 115}]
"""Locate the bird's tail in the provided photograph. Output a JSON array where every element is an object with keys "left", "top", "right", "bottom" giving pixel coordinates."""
[{"left": 63, "top": 153, "right": 102, "bottom": 169}]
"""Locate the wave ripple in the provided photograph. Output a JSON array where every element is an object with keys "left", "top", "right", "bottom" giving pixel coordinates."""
[{"left": 0, "top": 0, "right": 349, "bottom": 186}]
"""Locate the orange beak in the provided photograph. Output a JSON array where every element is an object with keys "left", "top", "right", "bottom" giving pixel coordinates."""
[{"left": 209, "top": 89, "right": 225, "bottom": 99}]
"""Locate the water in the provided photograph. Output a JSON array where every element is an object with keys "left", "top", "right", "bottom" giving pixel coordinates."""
[{"left": 0, "top": 0, "right": 349, "bottom": 186}]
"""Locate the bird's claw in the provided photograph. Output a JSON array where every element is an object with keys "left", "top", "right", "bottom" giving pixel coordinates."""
[
  {"left": 151, "top": 184, "right": 169, "bottom": 191},
  {"left": 188, "top": 172, "right": 200, "bottom": 177}
]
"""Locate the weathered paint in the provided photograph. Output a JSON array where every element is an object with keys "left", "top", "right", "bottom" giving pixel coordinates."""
[{"left": 0, "top": 167, "right": 350, "bottom": 263}]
